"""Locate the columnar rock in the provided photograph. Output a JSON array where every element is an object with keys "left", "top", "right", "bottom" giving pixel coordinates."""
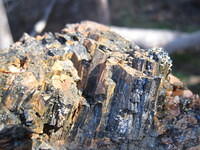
[{"left": 0, "top": 21, "right": 199, "bottom": 150}]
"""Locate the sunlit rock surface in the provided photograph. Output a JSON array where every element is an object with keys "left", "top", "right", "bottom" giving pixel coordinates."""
[{"left": 0, "top": 21, "right": 199, "bottom": 150}]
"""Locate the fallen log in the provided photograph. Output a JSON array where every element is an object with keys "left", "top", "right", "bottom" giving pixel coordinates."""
[
  {"left": 0, "top": 21, "right": 199, "bottom": 150},
  {"left": 111, "top": 26, "right": 200, "bottom": 53}
]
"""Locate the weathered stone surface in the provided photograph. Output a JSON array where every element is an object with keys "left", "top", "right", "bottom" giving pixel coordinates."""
[
  {"left": 155, "top": 74, "right": 200, "bottom": 150},
  {"left": 0, "top": 21, "right": 199, "bottom": 150}
]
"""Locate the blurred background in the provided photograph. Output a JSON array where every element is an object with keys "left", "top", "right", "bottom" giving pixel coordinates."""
[{"left": 1, "top": 0, "right": 200, "bottom": 93}]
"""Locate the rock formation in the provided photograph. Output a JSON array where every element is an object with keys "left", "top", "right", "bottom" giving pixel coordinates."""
[{"left": 0, "top": 21, "right": 199, "bottom": 150}]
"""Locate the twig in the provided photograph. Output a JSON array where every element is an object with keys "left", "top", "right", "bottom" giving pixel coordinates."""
[{"left": 30, "top": 0, "right": 57, "bottom": 36}]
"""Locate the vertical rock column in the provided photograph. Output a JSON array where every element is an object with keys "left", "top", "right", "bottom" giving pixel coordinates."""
[{"left": 63, "top": 22, "right": 172, "bottom": 149}]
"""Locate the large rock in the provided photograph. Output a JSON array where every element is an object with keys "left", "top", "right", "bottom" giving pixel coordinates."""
[{"left": 0, "top": 21, "right": 199, "bottom": 150}]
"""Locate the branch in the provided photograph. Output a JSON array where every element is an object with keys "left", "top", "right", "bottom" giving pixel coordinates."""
[
  {"left": 164, "top": 31, "right": 200, "bottom": 53},
  {"left": 111, "top": 26, "right": 200, "bottom": 53},
  {"left": 30, "top": 0, "right": 57, "bottom": 36}
]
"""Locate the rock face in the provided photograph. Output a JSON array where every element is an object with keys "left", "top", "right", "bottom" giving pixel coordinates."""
[{"left": 0, "top": 21, "right": 199, "bottom": 150}]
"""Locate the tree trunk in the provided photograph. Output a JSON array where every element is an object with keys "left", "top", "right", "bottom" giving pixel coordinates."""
[
  {"left": 96, "top": 0, "right": 110, "bottom": 24},
  {"left": 0, "top": 0, "right": 13, "bottom": 49},
  {"left": 0, "top": 21, "right": 199, "bottom": 150}
]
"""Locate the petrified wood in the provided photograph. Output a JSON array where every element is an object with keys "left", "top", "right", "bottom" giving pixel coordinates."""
[{"left": 0, "top": 21, "right": 199, "bottom": 150}]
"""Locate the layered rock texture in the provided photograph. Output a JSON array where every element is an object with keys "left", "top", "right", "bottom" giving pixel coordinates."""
[{"left": 0, "top": 21, "right": 199, "bottom": 150}]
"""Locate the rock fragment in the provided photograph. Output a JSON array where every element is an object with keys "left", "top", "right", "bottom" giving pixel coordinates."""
[{"left": 0, "top": 21, "right": 199, "bottom": 150}]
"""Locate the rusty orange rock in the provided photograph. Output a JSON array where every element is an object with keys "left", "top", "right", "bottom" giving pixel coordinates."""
[{"left": 0, "top": 21, "right": 199, "bottom": 150}]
